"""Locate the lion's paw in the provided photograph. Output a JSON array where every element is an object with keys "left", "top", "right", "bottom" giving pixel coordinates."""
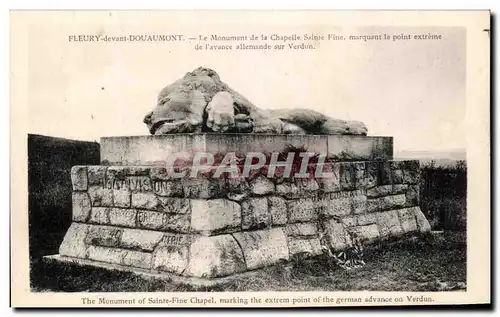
[{"left": 206, "top": 91, "right": 235, "bottom": 132}]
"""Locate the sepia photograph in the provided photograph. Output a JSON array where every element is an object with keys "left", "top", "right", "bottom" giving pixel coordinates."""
[{"left": 10, "top": 10, "right": 490, "bottom": 307}]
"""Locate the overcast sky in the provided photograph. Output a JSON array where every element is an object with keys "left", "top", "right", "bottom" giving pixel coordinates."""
[{"left": 27, "top": 24, "right": 465, "bottom": 153}]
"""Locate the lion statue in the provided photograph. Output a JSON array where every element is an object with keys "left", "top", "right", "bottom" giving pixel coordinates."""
[{"left": 143, "top": 67, "right": 367, "bottom": 135}]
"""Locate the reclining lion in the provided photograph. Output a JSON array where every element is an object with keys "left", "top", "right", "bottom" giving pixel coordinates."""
[{"left": 143, "top": 67, "right": 367, "bottom": 135}]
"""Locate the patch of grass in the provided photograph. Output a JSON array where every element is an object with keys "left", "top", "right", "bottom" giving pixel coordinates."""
[{"left": 31, "top": 232, "right": 466, "bottom": 292}]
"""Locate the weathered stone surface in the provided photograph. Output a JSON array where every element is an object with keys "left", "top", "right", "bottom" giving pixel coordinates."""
[
  {"left": 233, "top": 228, "right": 289, "bottom": 270},
  {"left": 137, "top": 210, "right": 190, "bottom": 233},
  {"left": 367, "top": 194, "right": 406, "bottom": 212},
  {"left": 59, "top": 223, "right": 89, "bottom": 258},
  {"left": 190, "top": 199, "right": 241, "bottom": 234},
  {"left": 85, "top": 225, "right": 123, "bottom": 247},
  {"left": 267, "top": 196, "right": 287, "bottom": 225},
  {"left": 322, "top": 219, "right": 352, "bottom": 250},
  {"left": 403, "top": 161, "right": 420, "bottom": 184},
  {"left": 86, "top": 245, "right": 152, "bottom": 269},
  {"left": 249, "top": 175, "right": 275, "bottom": 196},
  {"left": 405, "top": 184, "right": 420, "bottom": 207},
  {"left": 71, "top": 166, "right": 88, "bottom": 191},
  {"left": 322, "top": 197, "right": 351, "bottom": 217},
  {"left": 288, "top": 238, "right": 322, "bottom": 257},
  {"left": 113, "top": 189, "right": 131, "bottom": 208},
  {"left": 316, "top": 163, "right": 341, "bottom": 193},
  {"left": 276, "top": 181, "right": 300, "bottom": 199},
  {"left": 241, "top": 197, "right": 270, "bottom": 230},
  {"left": 340, "top": 163, "right": 356, "bottom": 190},
  {"left": 351, "top": 195, "right": 367, "bottom": 214},
  {"left": 131, "top": 193, "right": 190, "bottom": 214},
  {"left": 152, "top": 179, "right": 184, "bottom": 197},
  {"left": 89, "top": 207, "right": 109, "bottom": 224},
  {"left": 108, "top": 208, "right": 137, "bottom": 227},
  {"left": 120, "top": 228, "right": 164, "bottom": 251},
  {"left": 152, "top": 245, "right": 190, "bottom": 275},
  {"left": 341, "top": 215, "right": 357, "bottom": 227},
  {"left": 152, "top": 233, "right": 193, "bottom": 274},
  {"left": 184, "top": 235, "right": 246, "bottom": 278},
  {"left": 87, "top": 166, "right": 107, "bottom": 185},
  {"left": 398, "top": 208, "right": 419, "bottom": 234},
  {"left": 413, "top": 207, "right": 432, "bottom": 233},
  {"left": 88, "top": 186, "right": 114, "bottom": 207},
  {"left": 285, "top": 223, "right": 318, "bottom": 237},
  {"left": 392, "top": 169, "right": 404, "bottom": 184},
  {"left": 107, "top": 166, "right": 151, "bottom": 179},
  {"left": 226, "top": 176, "right": 250, "bottom": 202},
  {"left": 356, "top": 213, "right": 377, "bottom": 226},
  {"left": 72, "top": 192, "right": 91, "bottom": 222},
  {"left": 366, "top": 184, "right": 408, "bottom": 198},
  {"left": 376, "top": 210, "right": 403, "bottom": 238},
  {"left": 182, "top": 173, "right": 225, "bottom": 199},
  {"left": 295, "top": 177, "right": 320, "bottom": 194},
  {"left": 349, "top": 224, "right": 379, "bottom": 244},
  {"left": 287, "top": 198, "right": 317, "bottom": 223},
  {"left": 379, "top": 162, "right": 392, "bottom": 185},
  {"left": 364, "top": 161, "right": 380, "bottom": 189}
]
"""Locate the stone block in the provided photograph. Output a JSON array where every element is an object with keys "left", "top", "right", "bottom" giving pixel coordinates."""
[
  {"left": 405, "top": 184, "right": 420, "bottom": 207},
  {"left": 137, "top": 210, "right": 190, "bottom": 233},
  {"left": 398, "top": 208, "right": 419, "bottom": 234},
  {"left": 249, "top": 175, "right": 275, "bottom": 196},
  {"left": 285, "top": 223, "right": 318, "bottom": 237},
  {"left": 392, "top": 169, "right": 404, "bottom": 184},
  {"left": 71, "top": 166, "right": 88, "bottom": 191},
  {"left": 151, "top": 179, "right": 184, "bottom": 197},
  {"left": 108, "top": 208, "right": 137, "bottom": 227},
  {"left": 190, "top": 199, "right": 241, "bottom": 234},
  {"left": 87, "top": 166, "right": 107, "bottom": 185},
  {"left": 85, "top": 225, "right": 123, "bottom": 247},
  {"left": 241, "top": 197, "right": 270, "bottom": 230},
  {"left": 341, "top": 215, "right": 357, "bottom": 227},
  {"left": 287, "top": 238, "right": 322, "bottom": 257},
  {"left": 316, "top": 163, "right": 341, "bottom": 193},
  {"left": 233, "top": 228, "right": 289, "bottom": 270},
  {"left": 340, "top": 163, "right": 356, "bottom": 190},
  {"left": 88, "top": 186, "right": 114, "bottom": 207},
  {"left": 365, "top": 161, "right": 380, "bottom": 188},
  {"left": 150, "top": 166, "right": 171, "bottom": 180},
  {"left": 295, "top": 177, "right": 320, "bottom": 194},
  {"left": 366, "top": 184, "right": 408, "bottom": 198},
  {"left": 86, "top": 245, "right": 152, "bottom": 269},
  {"left": 226, "top": 176, "right": 250, "bottom": 202},
  {"left": 59, "top": 223, "right": 89, "bottom": 258},
  {"left": 327, "top": 135, "right": 393, "bottom": 161},
  {"left": 356, "top": 213, "right": 377, "bottom": 226},
  {"left": 276, "top": 181, "right": 300, "bottom": 199},
  {"left": 184, "top": 235, "right": 246, "bottom": 278},
  {"left": 351, "top": 195, "right": 368, "bottom": 214},
  {"left": 287, "top": 198, "right": 317, "bottom": 223},
  {"left": 72, "top": 192, "right": 91, "bottom": 222},
  {"left": 322, "top": 197, "right": 351, "bottom": 217},
  {"left": 379, "top": 162, "right": 392, "bottom": 185},
  {"left": 349, "top": 224, "right": 380, "bottom": 244},
  {"left": 131, "top": 193, "right": 190, "bottom": 214},
  {"left": 375, "top": 210, "right": 403, "bottom": 238},
  {"left": 322, "top": 218, "right": 352, "bottom": 250},
  {"left": 113, "top": 189, "right": 131, "bottom": 208},
  {"left": 367, "top": 194, "right": 406, "bottom": 212},
  {"left": 152, "top": 233, "right": 193, "bottom": 274},
  {"left": 413, "top": 207, "right": 432, "bottom": 233},
  {"left": 182, "top": 173, "right": 225, "bottom": 199},
  {"left": 120, "top": 228, "right": 164, "bottom": 251},
  {"left": 89, "top": 207, "right": 109, "bottom": 224},
  {"left": 403, "top": 160, "right": 420, "bottom": 184},
  {"left": 268, "top": 196, "right": 287, "bottom": 225}
]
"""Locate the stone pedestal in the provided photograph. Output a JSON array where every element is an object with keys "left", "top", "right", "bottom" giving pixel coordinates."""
[{"left": 46, "top": 134, "right": 431, "bottom": 281}]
